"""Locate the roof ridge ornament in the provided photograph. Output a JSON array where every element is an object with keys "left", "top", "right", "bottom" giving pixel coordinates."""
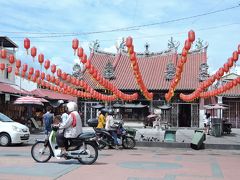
[
  {"left": 72, "top": 63, "right": 83, "bottom": 79},
  {"left": 89, "top": 39, "right": 100, "bottom": 52},
  {"left": 144, "top": 42, "right": 150, "bottom": 56},
  {"left": 165, "top": 62, "right": 176, "bottom": 81},
  {"left": 167, "top": 37, "right": 180, "bottom": 51},
  {"left": 116, "top": 37, "right": 126, "bottom": 52},
  {"left": 194, "top": 38, "right": 209, "bottom": 52},
  {"left": 103, "top": 59, "right": 115, "bottom": 80},
  {"left": 199, "top": 62, "right": 209, "bottom": 82}
]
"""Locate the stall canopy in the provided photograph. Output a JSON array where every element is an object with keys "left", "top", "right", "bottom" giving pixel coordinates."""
[{"left": 14, "top": 96, "right": 48, "bottom": 106}]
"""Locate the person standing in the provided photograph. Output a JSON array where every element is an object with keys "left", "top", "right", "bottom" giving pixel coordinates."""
[
  {"left": 42, "top": 106, "right": 54, "bottom": 137},
  {"left": 204, "top": 112, "right": 211, "bottom": 135},
  {"left": 97, "top": 110, "right": 106, "bottom": 129}
]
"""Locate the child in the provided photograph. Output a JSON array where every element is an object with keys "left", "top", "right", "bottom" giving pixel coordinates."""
[{"left": 53, "top": 115, "right": 61, "bottom": 125}]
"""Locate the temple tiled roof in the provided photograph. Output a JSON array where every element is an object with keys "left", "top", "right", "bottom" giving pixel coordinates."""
[{"left": 82, "top": 51, "right": 207, "bottom": 91}]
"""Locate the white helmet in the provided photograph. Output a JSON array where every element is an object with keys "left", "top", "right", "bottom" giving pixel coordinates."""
[{"left": 67, "top": 102, "right": 78, "bottom": 112}]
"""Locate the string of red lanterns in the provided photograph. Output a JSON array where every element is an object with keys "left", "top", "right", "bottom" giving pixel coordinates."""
[
  {"left": 125, "top": 36, "right": 153, "bottom": 100},
  {"left": 180, "top": 44, "right": 240, "bottom": 102},
  {"left": 75, "top": 43, "right": 138, "bottom": 101},
  {"left": 165, "top": 30, "right": 196, "bottom": 102}
]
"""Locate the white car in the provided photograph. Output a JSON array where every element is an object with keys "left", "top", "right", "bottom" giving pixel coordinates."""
[{"left": 0, "top": 112, "right": 30, "bottom": 146}]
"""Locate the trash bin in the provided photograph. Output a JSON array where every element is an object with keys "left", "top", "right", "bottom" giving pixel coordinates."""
[
  {"left": 164, "top": 129, "right": 177, "bottom": 142},
  {"left": 125, "top": 127, "right": 137, "bottom": 138},
  {"left": 191, "top": 130, "right": 206, "bottom": 150},
  {"left": 211, "top": 118, "right": 222, "bottom": 137}
]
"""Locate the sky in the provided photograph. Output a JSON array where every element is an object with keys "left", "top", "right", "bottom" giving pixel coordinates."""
[{"left": 1, "top": 0, "right": 240, "bottom": 77}]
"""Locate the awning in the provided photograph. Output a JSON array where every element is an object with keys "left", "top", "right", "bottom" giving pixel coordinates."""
[
  {"left": 14, "top": 96, "right": 47, "bottom": 106},
  {"left": 31, "top": 88, "right": 77, "bottom": 101},
  {"left": 0, "top": 82, "right": 30, "bottom": 95}
]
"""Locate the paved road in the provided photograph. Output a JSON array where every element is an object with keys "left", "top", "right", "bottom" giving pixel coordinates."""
[{"left": 0, "top": 144, "right": 240, "bottom": 180}]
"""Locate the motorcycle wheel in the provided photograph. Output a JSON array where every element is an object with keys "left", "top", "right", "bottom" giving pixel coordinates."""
[
  {"left": 31, "top": 142, "right": 52, "bottom": 163},
  {"left": 77, "top": 142, "right": 98, "bottom": 165},
  {"left": 122, "top": 136, "right": 136, "bottom": 149}
]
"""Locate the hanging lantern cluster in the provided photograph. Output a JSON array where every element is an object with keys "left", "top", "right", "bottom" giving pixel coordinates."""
[
  {"left": 77, "top": 47, "right": 138, "bottom": 101},
  {"left": 180, "top": 44, "right": 239, "bottom": 102},
  {"left": 165, "top": 30, "right": 196, "bottom": 102},
  {"left": 126, "top": 36, "right": 153, "bottom": 100}
]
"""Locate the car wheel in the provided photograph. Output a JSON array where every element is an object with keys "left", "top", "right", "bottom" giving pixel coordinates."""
[{"left": 0, "top": 133, "right": 11, "bottom": 146}]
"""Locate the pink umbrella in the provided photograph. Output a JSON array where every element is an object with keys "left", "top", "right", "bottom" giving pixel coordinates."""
[{"left": 14, "top": 96, "right": 48, "bottom": 106}]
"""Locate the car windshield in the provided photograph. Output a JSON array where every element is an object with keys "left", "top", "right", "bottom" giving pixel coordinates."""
[{"left": 0, "top": 113, "right": 13, "bottom": 122}]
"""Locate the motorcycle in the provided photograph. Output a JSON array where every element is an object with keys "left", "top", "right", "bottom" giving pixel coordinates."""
[
  {"left": 31, "top": 126, "right": 99, "bottom": 165},
  {"left": 88, "top": 119, "right": 136, "bottom": 149}
]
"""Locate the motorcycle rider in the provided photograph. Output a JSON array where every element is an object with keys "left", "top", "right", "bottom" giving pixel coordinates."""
[
  {"left": 56, "top": 101, "right": 83, "bottom": 156},
  {"left": 105, "top": 109, "right": 119, "bottom": 149}
]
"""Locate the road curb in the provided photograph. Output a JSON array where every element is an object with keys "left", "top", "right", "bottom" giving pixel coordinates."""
[{"left": 136, "top": 141, "right": 240, "bottom": 150}]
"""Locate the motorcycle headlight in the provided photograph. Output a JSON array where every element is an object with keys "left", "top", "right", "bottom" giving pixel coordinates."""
[{"left": 12, "top": 125, "right": 22, "bottom": 132}]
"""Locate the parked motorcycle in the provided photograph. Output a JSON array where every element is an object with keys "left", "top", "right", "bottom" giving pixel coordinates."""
[
  {"left": 31, "top": 126, "right": 99, "bottom": 165},
  {"left": 88, "top": 119, "right": 136, "bottom": 149}
]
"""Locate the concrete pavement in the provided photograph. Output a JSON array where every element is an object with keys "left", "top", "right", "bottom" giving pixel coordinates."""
[{"left": 29, "top": 125, "right": 240, "bottom": 150}]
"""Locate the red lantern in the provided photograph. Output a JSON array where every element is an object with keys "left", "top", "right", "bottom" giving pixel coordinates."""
[
  {"left": 126, "top": 36, "right": 133, "bottom": 48},
  {"left": 238, "top": 44, "right": 240, "bottom": 54},
  {"left": 57, "top": 68, "right": 62, "bottom": 77},
  {"left": 27, "top": 74, "right": 32, "bottom": 80},
  {"left": 128, "top": 45, "right": 134, "bottom": 54},
  {"left": 16, "top": 60, "right": 21, "bottom": 69},
  {"left": 36, "top": 78, "right": 41, "bottom": 85},
  {"left": 22, "top": 64, "right": 28, "bottom": 72},
  {"left": 9, "top": 54, "right": 15, "bottom": 64},
  {"left": 223, "top": 63, "right": 229, "bottom": 72},
  {"left": 46, "top": 74, "right": 51, "bottom": 81},
  {"left": 1, "top": 49, "right": 7, "bottom": 59},
  {"left": 61, "top": 72, "right": 67, "bottom": 80},
  {"left": 24, "top": 38, "right": 30, "bottom": 54},
  {"left": 0, "top": 63, "right": 5, "bottom": 71},
  {"left": 188, "top": 30, "right": 195, "bottom": 42},
  {"left": 55, "top": 78, "right": 60, "bottom": 85},
  {"left": 59, "top": 81, "right": 64, "bottom": 88},
  {"left": 232, "top": 51, "right": 239, "bottom": 61},
  {"left": 38, "top": 53, "right": 44, "bottom": 64},
  {"left": 130, "top": 52, "right": 136, "bottom": 61},
  {"left": 44, "top": 60, "right": 50, "bottom": 70},
  {"left": 51, "top": 64, "right": 56, "bottom": 74},
  {"left": 218, "top": 68, "right": 224, "bottom": 77},
  {"left": 228, "top": 57, "right": 234, "bottom": 67},
  {"left": 77, "top": 47, "right": 84, "bottom": 58},
  {"left": 31, "top": 76, "right": 36, "bottom": 82},
  {"left": 72, "top": 38, "right": 79, "bottom": 55},
  {"left": 66, "top": 75, "right": 71, "bottom": 82},
  {"left": 7, "top": 66, "right": 12, "bottom": 73},
  {"left": 30, "top": 46, "right": 37, "bottom": 60},
  {"left": 233, "top": 79, "right": 237, "bottom": 86},
  {"left": 182, "top": 49, "right": 188, "bottom": 57},
  {"left": 15, "top": 68, "right": 19, "bottom": 76},
  {"left": 35, "top": 70, "right": 40, "bottom": 77},
  {"left": 50, "top": 76, "right": 55, "bottom": 83},
  {"left": 81, "top": 54, "right": 87, "bottom": 64},
  {"left": 184, "top": 40, "right": 191, "bottom": 51},
  {"left": 41, "top": 72, "right": 45, "bottom": 80},
  {"left": 71, "top": 77, "right": 76, "bottom": 85},
  {"left": 29, "top": 67, "right": 34, "bottom": 75},
  {"left": 21, "top": 70, "right": 25, "bottom": 78},
  {"left": 180, "top": 56, "right": 187, "bottom": 64}
]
